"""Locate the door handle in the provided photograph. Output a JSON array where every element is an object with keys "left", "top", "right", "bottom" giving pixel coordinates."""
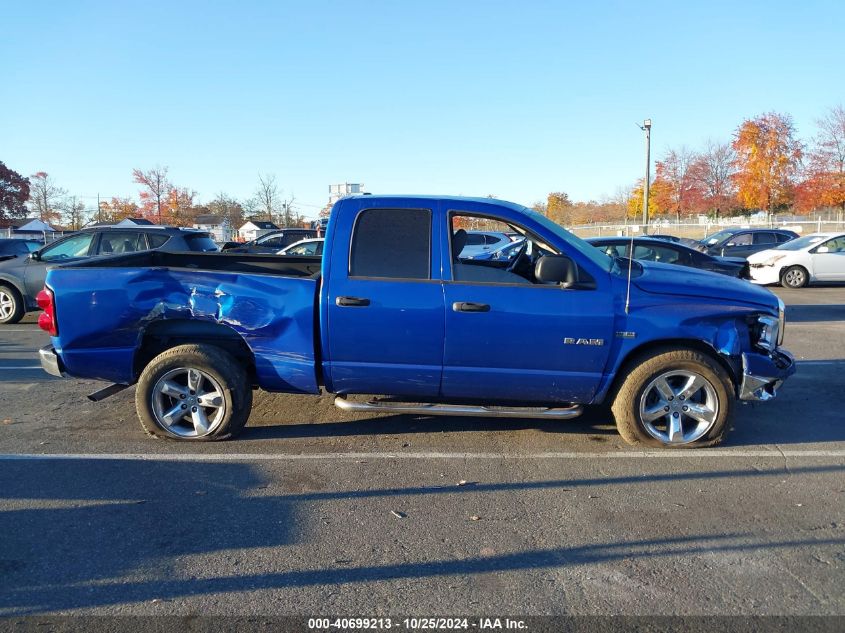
[
  {"left": 452, "top": 301, "right": 490, "bottom": 313},
  {"left": 336, "top": 296, "right": 370, "bottom": 307}
]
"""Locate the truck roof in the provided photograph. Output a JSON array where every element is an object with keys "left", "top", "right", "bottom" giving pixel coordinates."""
[{"left": 340, "top": 194, "right": 527, "bottom": 212}]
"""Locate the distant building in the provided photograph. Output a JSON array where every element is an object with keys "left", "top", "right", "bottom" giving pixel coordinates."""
[
  {"left": 116, "top": 217, "right": 155, "bottom": 227},
  {"left": 239, "top": 220, "right": 279, "bottom": 242},
  {"left": 194, "top": 215, "right": 235, "bottom": 242},
  {"left": 328, "top": 183, "right": 365, "bottom": 205}
]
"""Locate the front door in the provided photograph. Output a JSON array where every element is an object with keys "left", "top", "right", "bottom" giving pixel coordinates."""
[
  {"left": 324, "top": 204, "right": 445, "bottom": 397},
  {"left": 441, "top": 209, "right": 614, "bottom": 404},
  {"left": 25, "top": 232, "right": 97, "bottom": 298}
]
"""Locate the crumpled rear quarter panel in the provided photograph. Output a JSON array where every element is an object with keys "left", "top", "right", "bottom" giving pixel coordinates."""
[{"left": 48, "top": 267, "right": 319, "bottom": 393}]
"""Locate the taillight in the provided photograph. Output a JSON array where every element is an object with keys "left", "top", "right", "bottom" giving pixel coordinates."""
[{"left": 37, "top": 287, "right": 58, "bottom": 336}]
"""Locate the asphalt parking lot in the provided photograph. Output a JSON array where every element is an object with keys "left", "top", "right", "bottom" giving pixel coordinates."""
[{"left": 0, "top": 286, "right": 843, "bottom": 617}]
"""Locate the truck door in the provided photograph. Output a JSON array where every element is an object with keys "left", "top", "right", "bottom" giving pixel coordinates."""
[
  {"left": 441, "top": 209, "right": 614, "bottom": 404},
  {"left": 324, "top": 204, "right": 445, "bottom": 397}
]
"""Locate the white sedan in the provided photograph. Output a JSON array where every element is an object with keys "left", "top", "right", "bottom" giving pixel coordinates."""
[
  {"left": 277, "top": 238, "right": 324, "bottom": 256},
  {"left": 747, "top": 232, "right": 845, "bottom": 288}
]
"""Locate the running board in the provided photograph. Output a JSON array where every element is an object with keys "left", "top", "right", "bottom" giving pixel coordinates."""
[{"left": 334, "top": 396, "right": 582, "bottom": 419}]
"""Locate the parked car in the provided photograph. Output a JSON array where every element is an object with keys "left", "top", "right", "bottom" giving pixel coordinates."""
[
  {"left": 223, "top": 229, "right": 317, "bottom": 253},
  {"left": 648, "top": 234, "right": 701, "bottom": 248},
  {"left": 467, "top": 238, "right": 525, "bottom": 262},
  {"left": 457, "top": 231, "right": 512, "bottom": 258},
  {"left": 0, "top": 239, "right": 41, "bottom": 260},
  {"left": 747, "top": 232, "right": 845, "bottom": 288},
  {"left": 0, "top": 226, "right": 217, "bottom": 324},
  {"left": 38, "top": 195, "right": 793, "bottom": 449},
  {"left": 696, "top": 228, "right": 798, "bottom": 258},
  {"left": 586, "top": 237, "right": 749, "bottom": 278},
  {"left": 278, "top": 238, "right": 324, "bottom": 256}
]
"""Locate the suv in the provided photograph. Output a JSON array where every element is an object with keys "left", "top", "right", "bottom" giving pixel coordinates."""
[
  {"left": 0, "top": 226, "right": 217, "bottom": 324},
  {"left": 0, "top": 239, "right": 41, "bottom": 260},
  {"left": 697, "top": 228, "right": 797, "bottom": 258},
  {"left": 223, "top": 229, "right": 317, "bottom": 254}
]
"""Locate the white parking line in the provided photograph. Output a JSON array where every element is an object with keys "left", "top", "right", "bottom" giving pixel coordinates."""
[
  {"left": 0, "top": 365, "right": 42, "bottom": 370},
  {"left": 0, "top": 450, "right": 843, "bottom": 461}
]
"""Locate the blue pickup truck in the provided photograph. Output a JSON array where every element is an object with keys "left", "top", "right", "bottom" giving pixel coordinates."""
[{"left": 38, "top": 196, "right": 795, "bottom": 448}]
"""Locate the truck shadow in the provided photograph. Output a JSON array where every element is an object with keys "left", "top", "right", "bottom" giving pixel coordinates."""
[
  {"left": 1, "top": 457, "right": 842, "bottom": 614},
  {"left": 785, "top": 304, "right": 845, "bottom": 322}
]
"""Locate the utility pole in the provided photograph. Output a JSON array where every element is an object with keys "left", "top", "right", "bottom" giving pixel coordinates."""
[{"left": 639, "top": 119, "right": 652, "bottom": 234}]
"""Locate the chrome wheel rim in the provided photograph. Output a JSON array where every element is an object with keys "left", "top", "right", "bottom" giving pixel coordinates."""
[
  {"left": 0, "top": 290, "right": 14, "bottom": 320},
  {"left": 151, "top": 368, "right": 226, "bottom": 438},
  {"left": 638, "top": 370, "right": 719, "bottom": 445},
  {"left": 784, "top": 268, "right": 805, "bottom": 287}
]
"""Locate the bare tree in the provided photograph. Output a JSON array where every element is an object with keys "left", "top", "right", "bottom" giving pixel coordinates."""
[
  {"left": 254, "top": 173, "right": 280, "bottom": 223},
  {"left": 133, "top": 166, "right": 170, "bottom": 222},
  {"left": 62, "top": 196, "right": 87, "bottom": 230},
  {"left": 696, "top": 140, "right": 737, "bottom": 219},
  {"left": 28, "top": 172, "right": 66, "bottom": 225}
]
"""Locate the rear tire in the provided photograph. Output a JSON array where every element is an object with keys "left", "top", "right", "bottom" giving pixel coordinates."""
[
  {"left": 610, "top": 348, "right": 733, "bottom": 448},
  {"left": 135, "top": 344, "right": 252, "bottom": 441},
  {"left": 781, "top": 266, "right": 808, "bottom": 288},
  {"left": 0, "top": 285, "right": 24, "bottom": 325}
]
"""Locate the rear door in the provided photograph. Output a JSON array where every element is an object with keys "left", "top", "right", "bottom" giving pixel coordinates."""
[
  {"left": 719, "top": 232, "right": 754, "bottom": 257},
  {"left": 324, "top": 203, "right": 445, "bottom": 397}
]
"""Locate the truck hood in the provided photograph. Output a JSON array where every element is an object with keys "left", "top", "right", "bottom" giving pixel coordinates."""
[{"left": 632, "top": 260, "right": 778, "bottom": 311}]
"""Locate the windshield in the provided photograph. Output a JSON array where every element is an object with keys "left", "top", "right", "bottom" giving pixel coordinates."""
[
  {"left": 520, "top": 207, "right": 614, "bottom": 272},
  {"left": 774, "top": 234, "right": 827, "bottom": 251},
  {"left": 702, "top": 229, "right": 736, "bottom": 246}
]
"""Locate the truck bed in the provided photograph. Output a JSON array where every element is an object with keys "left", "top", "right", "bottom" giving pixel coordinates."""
[
  {"left": 46, "top": 251, "right": 322, "bottom": 393},
  {"left": 58, "top": 250, "right": 322, "bottom": 277}
]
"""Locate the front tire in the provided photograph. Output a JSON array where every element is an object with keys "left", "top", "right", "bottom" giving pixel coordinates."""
[
  {"left": 781, "top": 265, "right": 808, "bottom": 288},
  {"left": 135, "top": 344, "right": 252, "bottom": 441},
  {"left": 0, "top": 285, "right": 24, "bottom": 324},
  {"left": 611, "top": 348, "right": 733, "bottom": 448}
]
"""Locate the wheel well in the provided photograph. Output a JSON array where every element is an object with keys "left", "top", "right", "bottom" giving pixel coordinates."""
[
  {"left": 134, "top": 320, "right": 256, "bottom": 384},
  {"left": 779, "top": 264, "right": 808, "bottom": 279},
  {"left": 604, "top": 338, "right": 739, "bottom": 402}
]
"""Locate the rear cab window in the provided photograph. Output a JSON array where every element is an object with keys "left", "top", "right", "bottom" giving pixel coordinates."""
[
  {"left": 184, "top": 233, "right": 219, "bottom": 252},
  {"left": 349, "top": 208, "right": 431, "bottom": 279}
]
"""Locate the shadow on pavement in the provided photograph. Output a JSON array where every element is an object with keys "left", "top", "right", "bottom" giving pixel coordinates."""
[
  {"left": 0, "top": 458, "right": 842, "bottom": 614},
  {"left": 786, "top": 304, "right": 845, "bottom": 322}
]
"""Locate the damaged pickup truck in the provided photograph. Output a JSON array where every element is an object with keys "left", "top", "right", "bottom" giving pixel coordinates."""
[{"left": 38, "top": 195, "right": 795, "bottom": 447}]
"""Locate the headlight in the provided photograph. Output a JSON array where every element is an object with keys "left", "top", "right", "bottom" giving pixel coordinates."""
[{"left": 754, "top": 315, "right": 779, "bottom": 352}]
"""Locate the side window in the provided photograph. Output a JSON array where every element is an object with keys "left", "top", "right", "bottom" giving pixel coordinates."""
[
  {"left": 753, "top": 232, "right": 777, "bottom": 245},
  {"left": 350, "top": 208, "right": 431, "bottom": 279},
  {"left": 465, "top": 233, "right": 486, "bottom": 246},
  {"left": 728, "top": 233, "right": 752, "bottom": 246},
  {"left": 97, "top": 232, "right": 145, "bottom": 255},
  {"left": 40, "top": 233, "right": 96, "bottom": 261},
  {"left": 821, "top": 237, "right": 845, "bottom": 252},
  {"left": 147, "top": 233, "right": 171, "bottom": 248},
  {"left": 258, "top": 235, "right": 285, "bottom": 248},
  {"left": 634, "top": 245, "right": 680, "bottom": 263},
  {"left": 775, "top": 233, "right": 793, "bottom": 243}
]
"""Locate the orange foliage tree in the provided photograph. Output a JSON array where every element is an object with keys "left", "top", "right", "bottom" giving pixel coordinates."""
[
  {"left": 732, "top": 113, "right": 802, "bottom": 215},
  {"left": 651, "top": 147, "right": 706, "bottom": 222}
]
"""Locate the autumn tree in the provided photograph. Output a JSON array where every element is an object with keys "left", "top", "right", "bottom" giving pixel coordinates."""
[
  {"left": 133, "top": 166, "right": 170, "bottom": 222},
  {"left": 795, "top": 105, "right": 845, "bottom": 214},
  {"left": 161, "top": 187, "right": 197, "bottom": 226},
  {"left": 206, "top": 193, "right": 246, "bottom": 229},
  {"left": 732, "top": 113, "right": 802, "bottom": 216},
  {"left": 28, "top": 172, "right": 66, "bottom": 225},
  {"left": 62, "top": 196, "right": 87, "bottom": 230},
  {"left": 546, "top": 191, "right": 573, "bottom": 225},
  {"left": 651, "top": 147, "right": 706, "bottom": 222},
  {"left": 0, "top": 162, "right": 30, "bottom": 220},
  {"left": 696, "top": 140, "right": 738, "bottom": 219},
  {"left": 627, "top": 180, "right": 661, "bottom": 220},
  {"left": 98, "top": 197, "right": 139, "bottom": 223}
]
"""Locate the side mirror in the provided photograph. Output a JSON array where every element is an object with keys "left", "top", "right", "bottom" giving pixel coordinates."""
[
  {"left": 535, "top": 254, "right": 578, "bottom": 287},
  {"left": 29, "top": 251, "right": 41, "bottom": 261},
  {"left": 815, "top": 246, "right": 830, "bottom": 254}
]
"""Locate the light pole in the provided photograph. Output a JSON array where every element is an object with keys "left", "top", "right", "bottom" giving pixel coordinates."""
[{"left": 639, "top": 119, "right": 652, "bottom": 234}]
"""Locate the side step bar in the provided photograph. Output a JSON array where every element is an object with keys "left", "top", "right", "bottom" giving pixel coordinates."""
[{"left": 334, "top": 395, "right": 582, "bottom": 419}]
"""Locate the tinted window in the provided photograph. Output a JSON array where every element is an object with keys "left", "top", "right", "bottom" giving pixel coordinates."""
[
  {"left": 147, "top": 233, "right": 171, "bottom": 248},
  {"left": 184, "top": 234, "right": 219, "bottom": 252},
  {"left": 40, "top": 233, "right": 95, "bottom": 261},
  {"left": 753, "top": 232, "right": 777, "bottom": 245},
  {"left": 98, "top": 231, "right": 146, "bottom": 255},
  {"left": 633, "top": 244, "right": 681, "bottom": 264},
  {"left": 775, "top": 232, "right": 794, "bottom": 243},
  {"left": 257, "top": 235, "right": 285, "bottom": 247},
  {"left": 465, "top": 233, "right": 486, "bottom": 246},
  {"left": 726, "top": 233, "right": 752, "bottom": 246},
  {"left": 350, "top": 208, "right": 430, "bottom": 279}
]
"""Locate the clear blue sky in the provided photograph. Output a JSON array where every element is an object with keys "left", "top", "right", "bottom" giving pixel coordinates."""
[{"left": 2, "top": 0, "right": 843, "bottom": 218}]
